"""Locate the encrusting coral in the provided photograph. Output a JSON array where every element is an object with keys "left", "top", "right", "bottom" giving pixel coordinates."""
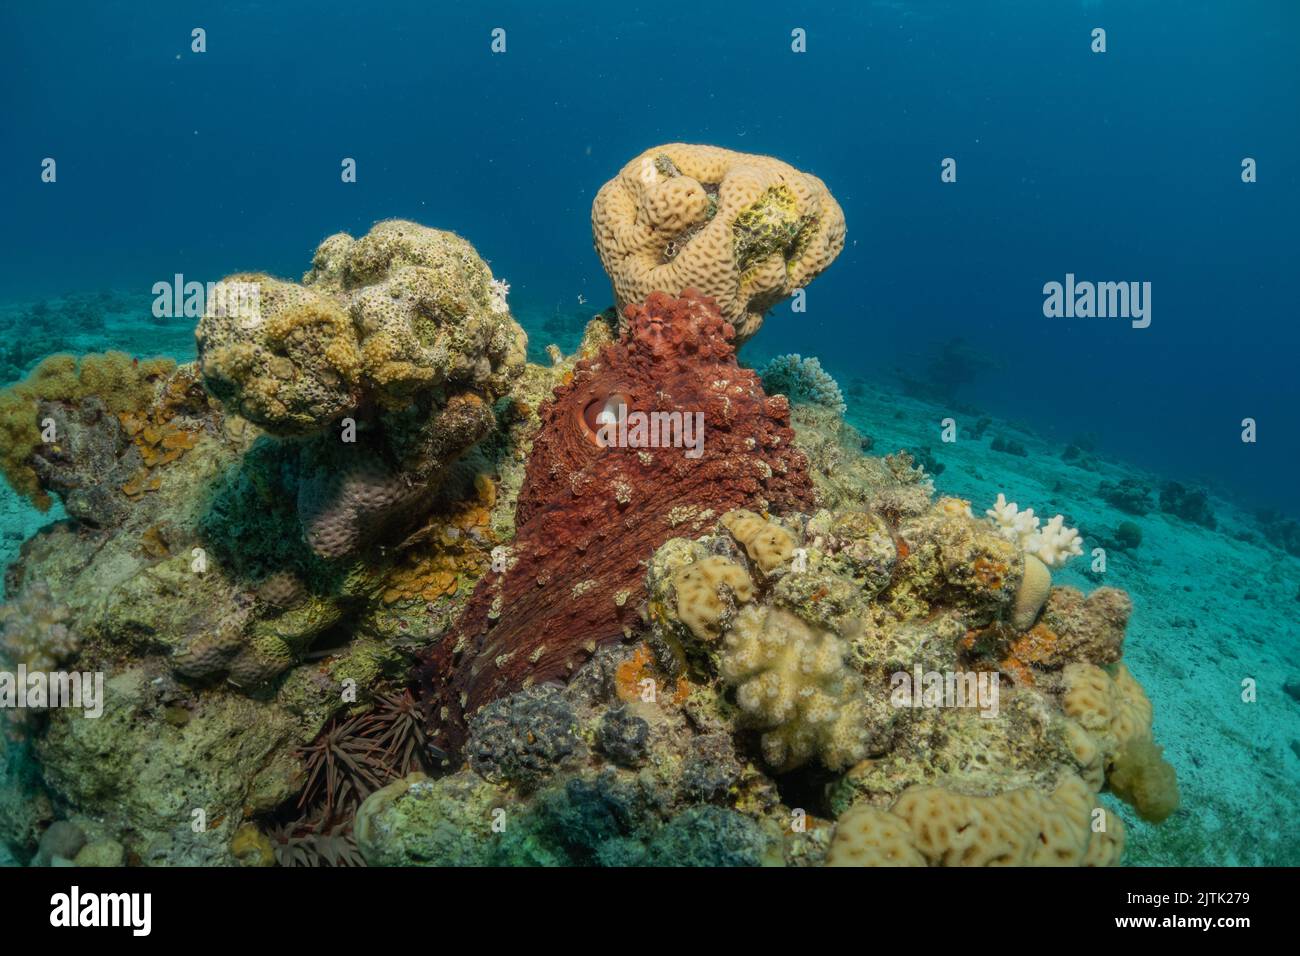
[
  {"left": 199, "top": 221, "right": 525, "bottom": 436},
  {"left": 0, "top": 351, "right": 176, "bottom": 512},
  {"left": 592, "top": 144, "right": 845, "bottom": 343},
  {"left": 827, "top": 772, "right": 1124, "bottom": 867}
]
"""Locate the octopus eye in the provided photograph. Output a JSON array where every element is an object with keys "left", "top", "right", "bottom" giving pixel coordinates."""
[{"left": 581, "top": 392, "right": 630, "bottom": 446}]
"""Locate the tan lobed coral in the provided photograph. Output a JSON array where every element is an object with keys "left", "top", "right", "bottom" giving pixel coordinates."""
[
  {"left": 828, "top": 772, "right": 1125, "bottom": 867},
  {"left": 1061, "top": 661, "right": 1180, "bottom": 822},
  {"left": 671, "top": 555, "right": 755, "bottom": 643},
  {"left": 721, "top": 604, "right": 875, "bottom": 772},
  {"left": 591, "top": 144, "right": 845, "bottom": 343},
  {"left": 721, "top": 508, "right": 797, "bottom": 575}
]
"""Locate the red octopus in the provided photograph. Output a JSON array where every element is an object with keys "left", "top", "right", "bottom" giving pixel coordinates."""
[{"left": 417, "top": 289, "right": 815, "bottom": 753}]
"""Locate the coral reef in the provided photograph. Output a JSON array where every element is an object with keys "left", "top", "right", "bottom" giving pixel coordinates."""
[
  {"left": 417, "top": 290, "right": 815, "bottom": 754},
  {"left": 1100, "top": 478, "right": 1154, "bottom": 516},
  {"left": 1158, "top": 480, "right": 1217, "bottom": 529},
  {"left": 196, "top": 221, "right": 525, "bottom": 561},
  {"left": 0, "top": 352, "right": 176, "bottom": 511},
  {"left": 641, "top": 493, "right": 1172, "bottom": 865},
  {"left": 985, "top": 494, "right": 1084, "bottom": 628},
  {"left": 0, "top": 581, "right": 81, "bottom": 673},
  {"left": 360, "top": 645, "right": 787, "bottom": 867},
  {"left": 199, "top": 221, "right": 525, "bottom": 435},
  {"left": 591, "top": 144, "right": 845, "bottom": 343},
  {"left": 0, "top": 194, "right": 1187, "bottom": 868}
]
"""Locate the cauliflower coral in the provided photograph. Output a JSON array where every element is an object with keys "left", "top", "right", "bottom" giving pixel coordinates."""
[{"left": 986, "top": 493, "right": 1083, "bottom": 569}]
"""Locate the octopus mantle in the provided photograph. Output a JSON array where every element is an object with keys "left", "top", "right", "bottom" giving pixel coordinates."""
[{"left": 417, "top": 290, "right": 814, "bottom": 753}]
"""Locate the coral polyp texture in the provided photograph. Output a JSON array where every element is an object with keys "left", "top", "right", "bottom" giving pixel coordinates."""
[
  {"left": 416, "top": 289, "right": 816, "bottom": 754},
  {"left": 641, "top": 488, "right": 1175, "bottom": 866},
  {"left": 591, "top": 144, "right": 846, "bottom": 343}
]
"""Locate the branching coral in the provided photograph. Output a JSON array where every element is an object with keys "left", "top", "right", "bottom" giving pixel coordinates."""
[
  {"left": 759, "top": 353, "right": 846, "bottom": 415},
  {"left": 985, "top": 493, "right": 1083, "bottom": 568},
  {"left": 0, "top": 582, "right": 81, "bottom": 673},
  {"left": 984, "top": 494, "right": 1083, "bottom": 629},
  {"left": 592, "top": 144, "right": 845, "bottom": 342}
]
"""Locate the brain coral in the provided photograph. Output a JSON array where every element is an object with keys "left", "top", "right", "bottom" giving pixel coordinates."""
[
  {"left": 592, "top": 144, "right": 845, "bottom": 343},
  {"left": 1061, "top": 661, "right": 1180, "bottom": 822}
]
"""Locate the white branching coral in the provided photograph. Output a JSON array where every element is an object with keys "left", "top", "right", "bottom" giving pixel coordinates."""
[
  {"left": 1031, "top": 514, "right": 1084, "bottom": 568},
  {"left": 489, "top": 278, "right": 510, "bottom": 314},
  {"left": 985, "top": 494, "right": 1082, "bottom": 569},
  {"left": 986, "top": 493, "right": 1040, "bottom": 545}
]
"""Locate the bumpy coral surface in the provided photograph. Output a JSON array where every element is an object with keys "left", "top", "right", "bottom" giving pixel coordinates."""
[
  {"left": 195, "top": 221, "right": 525, "bottom": 560},
  {"left": 198, "top": 221, "right": 525, "bottom": 436},
  {"left": 0, "top": 351, "right": 176, "bottom": 511},
  {"left": 644, "top": 489, "right": 1175, "bottom": 865},
  {"left": 417, "top": 290, "right": 816, "bottom": 753},
  {"left": 720, "top": 603, "right": 874, "bottom": 772},
  {"left": 827, "top": 772, "right": 1124, "bottom": 867},
  {"left": 592, "top": 144, "right": 845, "bottom": 342}
]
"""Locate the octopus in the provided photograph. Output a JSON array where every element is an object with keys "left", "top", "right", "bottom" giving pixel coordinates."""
[{"left": 416, "top": 289, "right": 815, "bottom": 754}]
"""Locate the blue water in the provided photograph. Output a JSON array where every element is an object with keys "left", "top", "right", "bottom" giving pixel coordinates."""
[{"left": 1, "top": 0, "right": 1296, "bottom": 514}]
